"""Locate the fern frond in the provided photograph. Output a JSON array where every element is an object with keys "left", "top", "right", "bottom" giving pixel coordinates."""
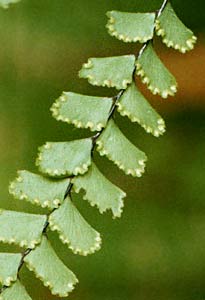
[{"left": 0, "top": 1, "right": 197, "bottom": 299}]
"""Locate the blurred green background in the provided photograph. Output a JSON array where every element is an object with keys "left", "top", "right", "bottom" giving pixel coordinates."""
[{"left": 0, "top": 1, "right": 205, "bottom": 299}]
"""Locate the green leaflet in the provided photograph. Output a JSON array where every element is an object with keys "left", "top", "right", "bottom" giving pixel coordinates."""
[
  {"left": 0, "top": 0, "right": 20, "bottom": 9},
  {"left": 9, "top": 171, "right": 69, "bottom": 210},
  {"left": 96, "top": 119, "right": 147, "bottom": 177},
  {"left": 49, "top": 197, "right": 101, "bottom": 256},
  {"left": 156, "top": 3, "right": 197, "bottom": 53},
  {"left": 117, "top": 82, "right": 166, "bottom": 137},
  {"left": 0, "top": 210, "right": 46, "bottom": 249},
  {"left": 24, "top": 236, "right": 78, "bottom": 297},
  {"left": 79, "top": 55, "right": 136, "bottom": 90},
  {"left": 73, "top": 163, "right": 126, "bottom": 218},
  {"left": 136, "top": 43, "right": 177, "bottom": 98},
  {"left": 0, "top": 253, "right": 21, "bottom": 286},
  {"left": 0, "top": 280, "right": 32, "bottom": 300},
  {"left": 51, "top": 92, "right": 113, "bottom": 132},
  {"left": 107, "top": 11, "right": 155, "bottom": 43},
  {"left": 36, "top": 139, "right": 92, "bottom": 177}
]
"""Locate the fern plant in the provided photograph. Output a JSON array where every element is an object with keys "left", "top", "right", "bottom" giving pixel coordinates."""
[{"left": 0, "top": 0, "right": 197, "bottom": 299}]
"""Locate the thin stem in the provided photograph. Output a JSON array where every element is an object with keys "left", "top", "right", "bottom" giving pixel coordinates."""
[
  {"left": 64, "top": 181, "right": 74, "bottom": 200},
  {"left": 138, "top": 43, "right": 148, "bottom": 58},
  {"left": 18, "top": 249, "right": 32, "bottom": 273},
  {"left": 91, "top": 89, "right": 125, "bottom": 149},
  {"left": 157, "top": 0, "right": 169, "bottom": 18},
  {"left": 108, "top": 90, "right": 125, "bottom": 119}
]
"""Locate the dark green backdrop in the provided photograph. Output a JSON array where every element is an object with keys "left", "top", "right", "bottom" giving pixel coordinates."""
[{"left": 0, "top": 1, "right": 205, "bottom": 300}]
